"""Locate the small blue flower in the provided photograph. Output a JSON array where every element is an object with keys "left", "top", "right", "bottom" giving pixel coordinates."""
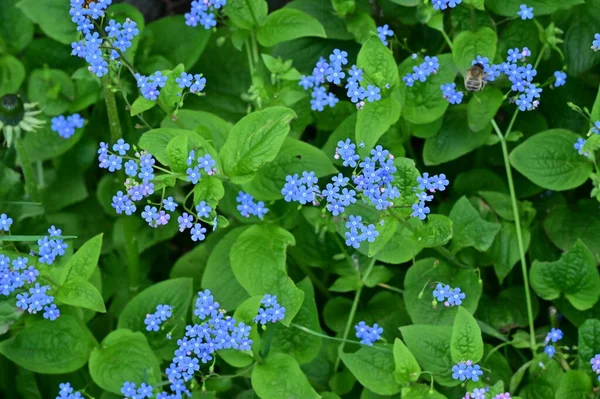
[
  {"left": 593, "top": 33, "right": 600, "bottom": 51},
  {"left": 354, "top": 321, "right": 384, "bottom": 345},
  {"left": 178, "top": 213, "right": 194, "bottom": 232},
  {"left": 440, "top": 83, "right": 463, "bottom": 105},
  {"left": 186, "top": 167, "right": 201, "bottom": 184},
  {"left": 177, "top": 72, "right": 194, "bottom": 89},
  {"left": 518, "top": 4, "right": 534, "bottom": 20},
  {"left": 554, "top": 71, "right": 567, "bottom": 87},
  {"left": 190, "top": 223, "right": 206, "bottom": 241},
  {"left": 447, "top": 288, "right": 465, "bottom": 306},
  {"left": 112, "top": 138, "right": 130, "bottom": 156},
  {"left": 544, "top": 345, "right": 556, "bottom": 358},
  {"left": 0, "top": 214, "right": 13, "bottom": 232},
  {"left": 377, "top": 25, "right": 394, "bottom": 46},
  {"left": 195, "top": 201, "right": 212, "bottom": 218},
  {"left": 411, "top": 202, "right": 430, "bottom": 220},
  {"left": 545, "top": 328, "right": 563, "bottom": 343},
  {"left": 163, "top": 197, "right": 178, "bottom": 212}
]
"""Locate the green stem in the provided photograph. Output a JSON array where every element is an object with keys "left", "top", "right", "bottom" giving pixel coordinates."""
[
  {"left": 250, "top": 32, "right": 260, "bottom": 64},
  {"left": 15, "top": 138, "right": 40, "bottom": 202},
  {"left": 378, "top": 283, "right": 403, "bottom": 294},
  {"left": 36, "top": 161, "right": 45, "bottom": 188},
  {"left": 333, "top": 258, "right": 377, "bottom": 371},
  {"left": 245, "top": 39, "right": 255, "bottom": 77},
  {"left": 491, "top": 120, "right": 536, "bottom": 352},
  {"left": 102, "top": 75, "right": 122, "bottom": 143},
  {"left": 440, "top": 30, "right": 454, "bottom": 51}
]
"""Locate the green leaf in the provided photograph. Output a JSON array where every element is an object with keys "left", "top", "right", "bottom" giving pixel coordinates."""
[
  {"left": 144, "top": 15, "right": 211, "bottom": 68},
  {"left": 257, "top": 9, "right": 326, "bottom": 47},
  {"left": 401, "top": 384, "right": 447, "bottom": 399},
  {"left": 363, "top": 266, "right": 394, "bottom": 288},
  {"left": 61, "top": 234, "right": 103, "bottom": 284},
  {"left": 329, "top": 275, "right": 361, "bottom": 292},
  {"left": 346, "top": 12, "right": 377, "bottom": 44},
  {"left": 543, "top": 201, "right": 600, "bottom": 259},
  {"left": 251, "top": 353, "right": 320, "bottom": 399},
  {"left": 230, "top": 225, "right": 304, "bottom": 325},
  {"left": 467, "top": 87, "right": 504, "bottom": 132},
  {"left": 451, "top": 307, "right": 484, "bottom": 363},
  {"left": 479, "top": 286, "right": 540, "bottom": 333},
  {"left": 0, "top": 315, "right": 96, "bottom": 374},
  {"left": 393, "top": 338, "right": 421, "bottom": 384},
  {"left": 138, "top": 128, "right": 219, "bottom": 169},
  {"left": 509, "top": 129, "right": 593, "bottom": 190},
  {"left": 491, "top": 222, "right": 531, "bottom": 283},
  {"left": 530, "top": 240, "right": 600, "bottom": 310},
  {"left": 485, "top": 0, "right": 584, "bottom": 17},
  {"left": 27, "top": 69, "right": 75, "bottom": 116},
  {"left": 339, "top": 345, "right": 401, "bottom": 395},
  {"left": 118, "top": 278, "right": 193, "bottom": 354},
  {"left": 159, "top": 64, "right": 185, "bottom": 112},
  {"left": 202, "top": 227, "right": 250, "bottom": 310},
  {"left": 577, "top": 319, "right": 600, "bottom": 370},
  {"left": 166, "top": 134, "right": 189, "bottom": 173},
  {"left": 161, "top": 110, "right": 232, "bottom": 150},
  {"left": 270, "top": 278, "right": 322, "bottom": 364},
  {"left": 555, "top": 370, "right": 592, "bottom": 399},
  {"left": 0, "top": 0, "right": 34, "bottom": 53},
  {"left": 225, "top": 0, "right": 268, "bottom": 30},
  {"left": 56, "top": 279, "right": 106, "bottom": 313},
  {"left": 193, "top": 176, "right": 225, "bottom": 207},
  {"left": 463, "top": 0, "right": 485, "bottom": 10},
  {"left": 285, "top": 0, "right": 352, "bottom": 40},
  {"left": 89, "top": 329, "right": 161, "bottom": 395},
  {"left": 219, "top": 107, "right": 296, "bottom": 184},
  {"left": 243, "top": 137, "right": 337, "bottom": 200},
  {"left": 357, "top": 37, "right": 400, "bottom": 89},
  {"left": 404, "top": 258, "right": 482, "bottom": 325},
  {"left": 130, "top": 96, "right": 156, "bottom": 116},
  {"left": 452, "top": 27, "right": 497, "bottom": 75},
  {"left": 449, "top": 196, "right": 501, "bottom": 252},
  {"left": 0, "top": 55, "right": 25, "bottom": 96},
  {"left": 332, "top": 0, "right": 355, "bottom": 16},
  {"left": 400, "top": 325, "right": 457, "bottom": 386},
  {"left": 415, "top": 215, "right": 453, "bottom": 248},
  {"left": 423, "top": 106, "right": 492, "bottom": 165},
  {"left": 106, "top": 3, "right": 145, "bottom": 63},
  {"left": 17, "top": 0, "right": 76, "bottom": 44},
  {"left": 356, "top": 96, "right": 401, "bottom": 152},
  {"left": 368, "top": 216, "right": 398, "bottom": 257},
  {"left": 398, "top": 54, "right": 457, "bottom": 125}
]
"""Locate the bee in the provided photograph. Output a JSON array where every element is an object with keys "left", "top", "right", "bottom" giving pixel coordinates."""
[
  {"left": 83, "top": 0, "right": 95, "bottom": 8},
  {"left": 464, "top": 63, "right": 487, "bottom": 92}
]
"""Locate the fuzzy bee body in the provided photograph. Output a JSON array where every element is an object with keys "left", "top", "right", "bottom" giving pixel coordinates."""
[{"left": 464, "top": 63, "right": 487, "bottom": 92}]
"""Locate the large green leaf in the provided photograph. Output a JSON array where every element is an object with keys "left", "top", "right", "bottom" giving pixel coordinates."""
[
  {"left": 251, "top": 353, "right": 320, "bottom": 398},
  {"left": 393, "top": 338, "right": 421, "bottom": 384},
  {"left": 219, "top": 107, "right": 296, "bottom": 184},
  {"left": 554, "top": 370, "right": 593, "bottom": 399},
  {"left": 0, "top": 0, "right": 34, "bottom": 53},
  {"left": 509, "top": 129, "right": 593, "bottom": 191},
  {"left": 339, "top": 345, "right": 401, "bottom": 395},
  {"left": 60, "top": 234, "right": 103, "bottom": 284},
  {"left": 530, "top": 240, "right": 600, "bottom": 311},
  {"left": 243, "top": 137, "right": 337, "bottom": 200},
  {"left": 355, "top": 96, "right": 401, "bottom": 153},
  {"left": 55, "top": 279, "right": 106, "bottom": 313},
  {"left": 257, "top": 9, "right": 326, "bottom": 47},
  {"left": 0, "top": 315, "right": 96, "bottom": 374},
  {"left": 490, "top": 222, "right": 531, "bottom": 283},
  {"left": 404, "top": 258, "right": 482, "bottom": 325},
  {"left": 449, "top": 196, "right": 501, "bottom": 253},
  {"left": 357, "top": 37, "right": 399, "bottom": 89},
  {"left": 467, "top": 87, "right": 504, "bottom": 132},
  {"left": 17, "top": 0, "right": 76, "bottom": 44},
  {"left": 225, "top": 0, "right": 268, "bottom": 30},
  {"left": 230, "top": 224, "right": 304, "bottom": 325},
  {"left": 452, "top": 27, "right": 497, "bottom": 75},
  {"left": 398, "top": 54, "right": 457, "bottom": 125},
  {"left": 577, "top": 319, "right": 600, "bottom": 370},
  {"left": 161, "top": 110, "right": 232, "bottom": 150},
  {"left": 451, "top": 307, "right": 483, "bottom": 363},
  {"left": 484, "top": 0, "right": 584, "bottom": 17},
  {"left": 27, "top": 69, "right": 74, "bottom": 116},
  {"left": 270, "top": 279, "right": 322, "bottom": 364},
  {"left": 477, "top": 287, "right": 539, "bottom": 332},
  {"left": 400, "top": 325, "right": 457, "bottom": 386},
  {"left": 89, "top": 329, "right": 161, "bottom": 395},
  {"left": 0, "top": 55, "right": 25, "bottom": 96},
  {"left": 423, "top": 107, "right": 492, "bottom": 165}
]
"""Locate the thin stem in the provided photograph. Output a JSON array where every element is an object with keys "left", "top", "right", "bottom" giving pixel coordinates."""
[
  {"left": 483, "top": 341, "right": 511, "bottom": 363},
  {"left": 290, "top": 323, "right": 391, "bottom": 353},
  {"left": 333, "top": 258, "right": 377, "bottom": 371},
  {"left": 491, "top": 119, "right": 536, "bottom": 352},
  {"left": 378, "top": 283, "right": 403, "bottom": 294},
  {"left": 36, "top": 161, "right": 45, "bottom": 188},
  {"left": 15, "top": 138, "right": 40, "bottom": 202},
  {"left": 250, "top": 32, "right": 260, "bottom": 64},
  {"left": 102, "top": 75, "right": 122, "bottom": 143},
  {"left": 440, "top": 30, "right": 454, "bottom": 51},
  {"left": 245, "top": 39, "right": 255, "bottom": 77}
]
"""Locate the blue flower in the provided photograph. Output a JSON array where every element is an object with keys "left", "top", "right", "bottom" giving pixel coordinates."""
[
  {"left": 197, "top": 154, "right": 216, "bottom": 173},
  {"left": 545, "top": 328, "right": 563, "bottom": 343},
  {"left": 411, "top": 202, "right": 430, "bottom": 220},
  {"left": 377, "top": 25, "right": 394, "bottom": 46},
  {"left": 447, "top": 288, "right": 466, "bottom": 306},
  {"left": 124, "top": 160, "right": 138, "bottom": 177},
  {"left": 177, "top": 72, "right": 194, "bottom": 88},
  {"left": 178, "top": 213, "right": 194, "bottom": 232},
  {"left": 593, "top": 33, "right": 600, "bottom": 51},
  {"left": 236, "top": 191, "right": 269, "bottom": 219},
  {"left": 112, "top": 138, "right": 130, "bottom": 155},
  {"left": 329, "top": 49, "right": 348, "bottom": 68},
  {"left": 544, "top": 345, "right": 556, "bottom": 358},
  {"left": 186, "top": 167, "right": 201, "bottom": 184},
  {"left": 593, "top": 121, "right": 600, "bottom": 135},
  {"left": 433, "top": 283, "right": 451, "bottom": 301},
  {"left": 43, "top": 304, "right": 60, "bottom": 320},
  {"left": 440, "top": 83, "right": 463, "bottom": 104},
  {"left": 361, "top": 224, "right": 379, "bottom": 243},
  {"left": 196, "top": 201, "right": 212, "bottom": 218},
  {"left": 590, "top": 354, "right": 600, "bottom": 374},
  {"left": 51, "top": 114, "right": 85, "bottom": 139},
  {"left": 452, "top": 362, "right": 468, "bottom": 381},
  {"left": 345, "top": 228, "right": 363, "bottom": 249},
  {"left": 432, "top": 0, "right": 462, "bottom": 10},
  {"left": 253, "top": 294, "right": 286, "bottom": 324},
  {"left": 554, "top": 71, "right": 567, "bottom": 87},
  {"left": 190, "top": 224, "right": 207, "bottom": 241},
  {"left": 507, "top": 48, "right": 523, "bottom": 63},
  {"left": 366, "top": 85, "right": 381, "bottom": 102},
  {"left": 0, "top": 214, "right": 13, "bottom": 232},
  {"left": 518, "top": 4, "right": 534, "bottom": 20},
  {"left": 354, "top": 321, "right": 384, "bottom": 345},
  {"left": 574, "top": 137, "right": 587, "bottom": 156}
]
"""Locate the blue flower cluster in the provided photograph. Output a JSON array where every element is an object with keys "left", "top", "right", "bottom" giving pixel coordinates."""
[
  {"left": 0, "top": 213, "right": 12, "bottom": 231},
  {"left": 69, "top": 0, "right": 140, "bottom": 77},
  {"left": 144, "top": 304, "right": 173, "bottom": 332},
  {"left": 469, "top": 49, "right": 541, "bottom": 112},
  {"left": 413, "top": 172, "right": 449, "bottom": 220},
  {"left": 440, "top": 82, "right": 463, "bottom": 104},
  {"left": 298, "top": 49, "right": 383, "bottom": 111},
  {"left": 50, "top": 114, "right": 85, "bottom": 139},
  {"left": 16, "top": 284, "right": 60, "bottom": 321},
  {"left": 236, "top": 191, "right": 269, "bottom": 219},
  {"left": 593, "top": 34, "right": 600, "bottom": 51},
  {"left": 553, "top": 71, "right": 567, "bottom": 87},
  {"left": 543, "top": 327, "right": 563, "bottom": 358},
  {"left": 590, "top": 353, "right": 600, "bottom": 381},
  {"left": 186, "top": 150, "right": 216, "bottom": 184},
  {"left": 432, "top": 283, "right": 465, "bottom": 307},
  {"left": 135, "top": 72, "right": 168, "bottom": 101},
  {"left": 432, "top": 0, "right": 462, "bottom": 10},
  {"left": 354, "top": 321, "right": 383, "bottom": 346},
  {"left": 176, "top": 72, "right": 207, "bottom": 94},
  {"left": 141, "top": 289, "right": 282, "bottom": 398},
  {"left": 377, "top": 25, "right": 394, "bottom": 46},
  {"left": 344, "top": 216, "right": 379, "bottom": 249},
  {"left": 37, "top": 225, "right": 69, "bottom": 265},
  {"left": 185, "top": 0, "right": 226, "bottom": 29},
  {"left": 254, "top": 294, "right": 286, "bottom": 324},
  {"left": 55, "top": 382, "right": 82, "bottom": 399},
  {"left": 463, "top": 387, "right": 488, "bottom": 399},
  {"left": 402, "top": 56, "right": 440, "bottom": 87},
  {"left": 517, "top": 4, "right": 534, "bottom": 20},
  {"left": 121, "top": 382, "right": 153, "bottom": 399},
  {"left": 1, "top": 255, "right": 37, "bottom": 295},
  {"left": 452, "top": 360, "right": 483, "bottom": 382},
  {"left": 574, "top": 121, "right": 600, "bottom": 156}
]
